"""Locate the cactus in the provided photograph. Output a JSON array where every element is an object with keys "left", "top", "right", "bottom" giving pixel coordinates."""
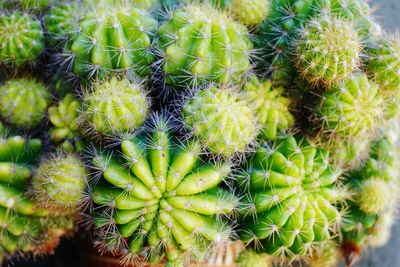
[
  {"left": 244, "top": 76, "right": 294, "bottom": 141},
  {"left": 183, "top": 85, "right": 259, "bottom": 157},
  {"left": 90, "top": 117, "right": 238, "bottom": 265},
  {"left": 157, "top": 3, "right": 253, "bottom": 88},
  {"left": 237, "top": 135, "right": 346, "bottom": 258},
  {"left": 229, "top": 0, "right": 270, "bottom": 27},
  {"left": 0, "top": 123, "right": 73, "bottom": 260},
  {"left": 81, "top": 77, "right": 149, "bottom": 137},
  {"left": 44, "top": 2, "right": 83, "bottom": 48},
  {"left": 0, "top": 78, "right": 51, "bottom": 129},
  {"left": 0, "top": 12, "right": 44, "bottom": 66},
  {"left": 59, "top": 1, "right": 157, "bottom": 79},
  {"left": 235, "top": 249, "right": 272, "bottom": 267},
  {"left": 3, "top": 0, "right": 55, "bottom": 12},
  {"left": 307, "top": 243, "right": 339, "bottom": 267},
  {"left": 32, "top": 152, "right": 87, "bottom": 212},
  {"left": 367, "top": 211, "right": 395, "bottom": 248},
  {"left": 49, "top": 94, "right": 85, "bottom": 152},
  {"left": 317, "top": 74, "right": 383, "bottom": 138},
  {"left": 295, "top": 14, "right": 361, "bottom": 87}
]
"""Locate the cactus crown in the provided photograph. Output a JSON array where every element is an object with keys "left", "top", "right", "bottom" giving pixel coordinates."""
[
  {"left": 238, "top": 135, "right": 345, "bottom": 258},
  {"left": 158, "top": 3, "right": 253, "bottom": 88},
  {"left": 183, "top": 85, "right": 259, "bottom": 158},
  {"left": 0, "top": 78, "right": 51, "bottom": 129},
  {"left": 90, "top": 117, "right": 238, "bottom": 264},
  {"left": 244, "top": 76, "right": 294, "bottom": 141},
  {"left": 295, "top": 14, "right": 361, "bottom": 87},
  {"left": 61, "top": 1, "right": 157, "bottom": 79},
  {"left": 317, "top": 73, "right": 383, "bottom": 138},
  {"left": 0, "top": 12, "right": 44, "bottom": 66},
  {"left": 82, "top": 77, "right": 149, "bottom": 137}
]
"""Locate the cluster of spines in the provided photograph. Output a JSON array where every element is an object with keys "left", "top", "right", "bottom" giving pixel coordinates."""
[
  {"left": 89, "top": 116, "right": 238, "bottom": 265},
  {"left": 237, "top": 135, "right": 346, "bottom": 259},
  {"left": 157, "top": 3, "right": 254, "bottom": 88}
]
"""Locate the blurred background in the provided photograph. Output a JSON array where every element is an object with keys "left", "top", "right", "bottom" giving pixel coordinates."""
[{"left": 4, "top": 0, "right": 400, "bottom": 266}]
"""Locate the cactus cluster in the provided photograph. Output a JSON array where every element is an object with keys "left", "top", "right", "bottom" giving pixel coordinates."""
[
  {"left": 91, "top": 119, "right": 237, "bottom": 265},
  {"left": 0, "top": 0, "right": 400, "bottom": 266},
  {"left": 0, "top": 12, "right": 44, "bottom": 66}
]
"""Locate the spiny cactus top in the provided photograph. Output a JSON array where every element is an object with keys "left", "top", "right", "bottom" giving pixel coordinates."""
[
  {"left": 229, "top": 0, "right": 270, "bottom": 27},
  {"left": 61, "top": 1, "right": 157, "bottom": 79},
  {"left": 295, "top": 14, "right": 361, "bottom": 87},
  {"left": 32, "top": 152, "right": 87, "bottom": 212},
  {"left": 183, "top": 85, "right": 259, "bottom": 157},
  {"left": 0, "top": 78, "right": 51, "bottom": 129},
  {"left": 317, "top": 74, "right": 383, "bottom": 138},
  {"left": 368, "top": 38, "right": 400, "bottom": 92},
  {"left": 158, "top": 4, "right": 253, "bottom": 87},
  {"left": 0, "top": 12, "right": 44, "bottom": 66},
  {"left": 82, "top": 77, "right": 149, "bottom": 137},
  {"left": 0, "top": 123, "right": 74, "bottom": 259},
  {"left": 238, "top": 135, "right": 345, "bottom": 258},
  {"left": 91, "top": 121, "right": 237, "bottom": 265},
  {"left": 49, "top": 94, "right": 85, "bottom": 152},
  {"left": 244, "top": 76, "right": 294, "bottom": 141}
]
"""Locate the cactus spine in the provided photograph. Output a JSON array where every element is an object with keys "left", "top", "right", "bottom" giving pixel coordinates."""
[{"left": 90, "top": 117, "right": 238, "bottom": 265}]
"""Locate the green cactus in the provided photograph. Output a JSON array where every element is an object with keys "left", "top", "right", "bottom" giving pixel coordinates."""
[
  {"left": 229, "top": 0, "right": 270, "bottom": 27},
  {"left": 317, "top": 74, "right": 383, "bottom": 138},
  {"left": 49, "top": 94, "right": 85, "bottom": 152},
  {"left": 238, "top": 135, "right": 346, "bottom": 258},
  {"left": 295, "top": 14, "right": 361, "bottom": 87},
  {"left": 0, "top": 123, "right": 74, "bottom": 259},
  {"left": 90, "top": 117, "right": 238, "bottom": 264},
  {"left": 0, "top": 78, "right": 51, "bottom": 129},
  {"left": 44, "top": 2, "right": 83, "bottom": 48},
  {"left": 244, "top": 76, "right": 294, "bottom": 141},
  {"left": 0, "top": 12, "right": 44, "bottom": 66},
  {"left": 81, "top": 77, "right": 149, "bottom": 137},
  {"left": 235, "top": 249, "right": 272, "bottom": 267},
  {"left": 307, "top": 242, "right": 339, "bottom": 267},
  {"left": 183, "top": 85, "right": 259, "bottom": 157},
  {"left": 157, "top": 3, "right": 253, "bottom": 88},
  {"left": 3, "top": 0, "right": 55, "bottom": 12},
  {"left": 32, "top": 152, "right": 87, "bottom": 212},
  {"left": 59, "top": 1, "right": 157, "bottom": 79},
  {"left": 366, "top": 210, "right": 395, "bottom": 248}
]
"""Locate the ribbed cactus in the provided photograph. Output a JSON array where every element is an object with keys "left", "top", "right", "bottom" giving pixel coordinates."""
[
  {"left": 44, "top": 2, "right": 82, "bottom": 48},
  {"left": 81, "top": 77, "right": 149, "bottom": 137},
  {"left": 49, "top": 94, "right": 85, "bottom": 152},
  {"left": 0, "top": 78, "right": 51, "bottom": 129},
  {"left": 183, "top": 85, "right": 259, "bottom": 157},
  {"left": 238, "top": 135, "right": 345, "bottom": 258},
  {"left": 229, "top": 0, "right": 270, "bottom": 27},
  {"left": 295, "top": 14, "right": 361, "bottom": 87},
  {"left": 244, "top": 76, "right": 294, "bottom": 141},
  {"left": 317, "top": 74, "right": 383, "bottom": 138},
  {"left": 60, "top": 1, "right": 157, "bottom": 79},
  {"left": 0, "top": 123, "right": 73, "bottom": 260},
  {"left": 90, "top": 118, "right": 238, "bottom": 265},
  {"left": 0, "top": 12, "right": 44, "bottom": 66},
  {"left": 32, "top": 152, "right": 87, "bottom": 212},
  {"left": 158, "top": 3, "right": 253, "bottom": 87}
]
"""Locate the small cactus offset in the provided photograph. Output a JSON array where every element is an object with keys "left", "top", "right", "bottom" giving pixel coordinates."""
[
  {"left": 228, "top": 0, "right": 270, "bottom": 27},
  {"left": 244, "top": 76, "right": 294, "bottom": 141},
  {"left": 237, "top": 135, "right": 346, "bottom": 259},
  {"left": 235, "top": 249, "right": 272, "bottom": 267},
  {"left": 183, "top": 85, "right": 259, "bottom": 158},
  {"left": 157, "top": 3, "right": 253, "bottom": 87},
  {"left": 295, "top": 14, "right": 361, "bottom": 87},
  {"left": 48, "top": 94, "right": 85, "bottom": 152},
  {"left": 32, "top": 151, "right": 87, "bottom": 212},
  {"left": 59, "top": 0, "right": 157, "bottom": 79},
  {"left": 0, "top": 12, "right": 44, "bottom": 66},
  {"left": 0, "top": 123, "right": 74, "bottom": 260},
  {"left": 81, "top": 77, "right": 149, "bottom": 137},
  {"left": 0, "top": 78, "right": 51, "bottom": 129},
  {"left": 90, "top": 117, "right": 238, "bottom": 265},
  {"left": 316, "top": 74, "right": 383, "bottom": 138}
]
